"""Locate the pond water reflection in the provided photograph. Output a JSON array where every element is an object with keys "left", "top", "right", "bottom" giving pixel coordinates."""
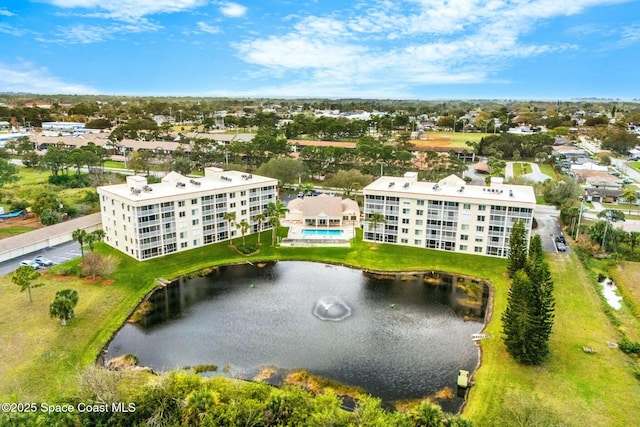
[{"left": 107, "top": 262, "right": 488, "bottom": 411}]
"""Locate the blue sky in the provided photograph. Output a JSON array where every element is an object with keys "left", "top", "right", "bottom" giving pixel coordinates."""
[{"left": 1, "top": 0, "right": 639, "bottom": 99}]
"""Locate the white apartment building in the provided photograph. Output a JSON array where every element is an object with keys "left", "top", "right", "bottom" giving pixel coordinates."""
[
  {"left": 363, "top": 173, "right": 536, "bottom": 258},
  {"left": 97, "top": 168, "right": 278, "bottom": 261}
]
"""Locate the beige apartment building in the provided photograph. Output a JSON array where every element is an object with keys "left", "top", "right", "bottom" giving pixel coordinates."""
[
  {"left": 97, "top": 168, "right": 278, "bottom": 261},
  {"left": 363, "top": 173, "right": 536, "bottom": 258}
]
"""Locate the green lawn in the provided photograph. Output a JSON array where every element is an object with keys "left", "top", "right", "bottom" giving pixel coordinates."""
[
  {"left": 465, "top": 251, "right": 640, "bottom": 426},
  {"left": 1, "top": 232, "right": 639, "bottom": 426},
  {"left": 421, "top": 131, "right": 490, "bottom": 148},
  {"left": 538, "top": 162, "right": 558, "bottom": 180},
  {"left": 0, "top": 226, "right": 37, "bottom": 238},
  {"left": 103, "top": 160, "right": 125, "bottom": 168},
  {"left": 513, "top": 162, "right": 533, "bottom": 177}
]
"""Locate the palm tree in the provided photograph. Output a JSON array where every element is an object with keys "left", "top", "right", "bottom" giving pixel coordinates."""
[
  {"left": 366, "top": 212, "right": 386, "bottom": 249},
  {"left": 254, "top": 213, "right": 265, "bottom": 244},
  {"left": 623, "top": 188, "right": 637, "bottom": 215},
  {"left": 223, "top": 211, "right": 236, "bottom": 243},
  {"left": 267, "top": 200, "right": 287, "bottom": 218},
  {"left": 266, "top": 200, "right": 287, "bottom": 247},
  {"left": 238, "top": 219, "right": 250, "bottom": 245},
  {"left": 269, "top": 215, "right": 280, "bottom": 247},
  {"left": 85, "top": 233, "right": 97, "bottom": 252},
  {"left": 72, "top": 229, "right": 87, "bottom": 259}
]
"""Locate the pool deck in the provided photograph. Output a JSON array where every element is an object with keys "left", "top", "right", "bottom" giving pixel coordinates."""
[{"left": 280, "top": 221, "right": 355, "bottom": 247}]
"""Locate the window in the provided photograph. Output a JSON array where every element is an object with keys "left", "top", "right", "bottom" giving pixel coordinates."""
[
  {"left": 179, "top": 211, "right": 186, "bottom": 218},
  {"left": 414, "top": 239, "right": 422, "bottom": 245},
  {"left": 416, "top": 209, "right": 424, "bottom": 216},
  {"left": 229, "top": 192, "right": 235, "bottom": 198},
  {"left": 417, "top": 200, "right": 425, "bottom": 206},
  {"left": 178, "top": 201, "right": 185, "bottom": 207},
  {"left": 401, "top": 228, "right": 409, "bottom": 234},
  {"left": 193, "top": 239, "right": 200, "bottom": 246},
  {"left": 181, "top": 242, "right": 188, "bottom": 248},
  {"left": 477, "top": 215, "right": 485, "bottom": 221},
  {"left": 230, "top": 202, "right": 236, "bottom": 208},
  {"left": 474, "top": 246, "right": 483, "bottom": 253},
  {"left": 475, "top": 236, "right": 483, "bottom": 242},
  {"left": 191, "top": 209, "right": 198, "bottom": 216},
  {"left": 478, "top": 205, "right": 486, "bottom": 211},
  {"left": 460, "top": 245, "right": 468, "bottom": 251},
  {"left": 461, "top": 224, "right": 469, "bottom": 231},
  {"left": 402, "top": 208, "right": 410, "bottom": 214},
  {"left": 402, "top": 218, "right": 410, "bottom": 224},
  {"left": 192, "top": 219, "right": 199, "bottom": 226},
  {"left": 179, "top": 231, "right": 186, "bottom": 238},
  {"left": 415, "top": 219, "right": 423, "bottom": 226},
  {"left": 415, "top": 230, "right": 422, "bottom": 235},
  {"left": 460, "top": 234, "right": 469, "bottom": 241},
  {"left": 401, "top": 238, "right": 409, "bottom": 244},
  {"left": 463, "top": 203, "right": 471, "bottom": 210},
  {"left": 240, "top": 191, "right": 246, "bottom": 196},
  {"left": 191, "top": 198, "right": 198, "bottom": 205},
  {"left": 476, "top": 226, "right": 484, "bottom": 232}
]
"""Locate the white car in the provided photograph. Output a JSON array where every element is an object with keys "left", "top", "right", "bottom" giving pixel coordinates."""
[
  {"left": 34, "top": 256, "right": 54, "bottom": 267},
  {"left": 19, "top": 260, "right": 40, "bottom": 269}
]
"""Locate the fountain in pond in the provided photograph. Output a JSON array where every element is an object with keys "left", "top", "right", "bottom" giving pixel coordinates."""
[{"left": 313, "top": 296, "right": 352, "bottom": 321}]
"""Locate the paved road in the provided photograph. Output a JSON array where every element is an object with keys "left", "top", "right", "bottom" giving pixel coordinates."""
[
  {"left": 0, "top": 240, "right": 81, "bottom": 276},
  {"left": 532, "top": 204, "right": 566, "bottom": 254}
]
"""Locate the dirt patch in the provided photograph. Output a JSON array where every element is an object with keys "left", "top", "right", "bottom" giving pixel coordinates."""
[
  {"left": 411, "top": 137, "right": 452, "bottom": 148},
  {"left": 0, "top": 215, "right": 43, "bottom": 230}
]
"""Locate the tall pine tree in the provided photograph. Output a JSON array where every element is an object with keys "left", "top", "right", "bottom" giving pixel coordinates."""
[
  {"left": 507, "top": 220, "right": 527, "bottom": 277},
  {"left": 502, "top": 229, "right": 556, "bottom": 364}
]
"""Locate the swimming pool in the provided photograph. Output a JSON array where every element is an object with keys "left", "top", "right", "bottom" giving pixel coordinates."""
[{"left": 301, "top": 229, "right": 345, "bottom": 237}]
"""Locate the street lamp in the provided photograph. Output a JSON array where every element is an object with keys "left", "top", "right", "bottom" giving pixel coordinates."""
[
  {"left": 377, "top": 161, "right": 386, "bottom": 177},
  {"left": 575, "top": 200, "right": 584, "bottom": 240}
]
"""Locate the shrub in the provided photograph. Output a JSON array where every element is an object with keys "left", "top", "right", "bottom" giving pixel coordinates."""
[
  {"left": 236, "top": 243, "right": 258, "bottom": 255},
  {"left": 10, "top": 200, "right": 29, "bottom": 211},
  {"left": 619, "top": 337, "right": 640, "bottom": 355}
]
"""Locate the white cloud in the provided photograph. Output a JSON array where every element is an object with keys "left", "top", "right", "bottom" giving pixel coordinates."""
[
  {"left": 0, "top": 24, "right": 29, "bottom": 36},
  {"left": 0, "top": 8, "right": 15, "bottom": 17},
  {"left": 38, "top": 0, "right": 208, "bottom": 22},
  {"left": 0, "top": 61, "right": 98, "bottom": 94},
  {"left": 219, "top": 2, "right": 247, "bottom": 18},
  {"left": 45, "top": 20, "right": 162, "bottom": 44},
  {"left": 231, "top": 0, "right": 627, "bottom": 94},
  {"left": 197, "top": 22, "right": 221, "bottom": 34}
]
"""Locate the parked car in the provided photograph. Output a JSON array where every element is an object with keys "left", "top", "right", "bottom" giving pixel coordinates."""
[
  {"left": 19, "top": 260, "right": 40, "bottom": 269},
  {"left": 34, "top": 256, "right": 54, "bottom": 267},
  {"left": 555, "top": 235, "right": 566, "bottom": 244},
  {"left": 623, "top": 178, "right": 633, "bottom": 184},
  {"left": 555, "top": 241, "right": 567, "bottom": 252}
]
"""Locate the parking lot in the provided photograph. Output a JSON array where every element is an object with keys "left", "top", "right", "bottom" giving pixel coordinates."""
[{"left": 0, "top": 240, "right": 82, "bottom": 276}]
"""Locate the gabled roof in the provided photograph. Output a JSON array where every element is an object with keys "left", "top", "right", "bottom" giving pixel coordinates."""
[{"left": 287, "top": 194, "right": 359, "bottom": 218}]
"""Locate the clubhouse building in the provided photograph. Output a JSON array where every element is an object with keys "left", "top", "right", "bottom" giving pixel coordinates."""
[
  {"left": 97, "top": 168, "right": 278, "bottom": 260},
  {"left": 363, "top": 173, "right": 536, "bottom": 258}
]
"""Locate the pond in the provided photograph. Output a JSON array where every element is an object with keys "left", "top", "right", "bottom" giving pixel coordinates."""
[{"left": 106, "top": 261, "right": 489, "bottom": 411}]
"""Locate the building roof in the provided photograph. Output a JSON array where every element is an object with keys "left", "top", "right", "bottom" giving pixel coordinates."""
[
  {"left": 288, "top": 139, "right": 356, "bottom": 149},
  {"left": 287, "top": 194, "right": 359, "bottom": 218},
  {"left": 97, "top": 168, "right": 277, "bottom": 202},
  {"left": 364, "top": 173, "right": 536, "bottom": 205},
  {"left": 585, "top": 188, "right": 623, "bottom": 197}
]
